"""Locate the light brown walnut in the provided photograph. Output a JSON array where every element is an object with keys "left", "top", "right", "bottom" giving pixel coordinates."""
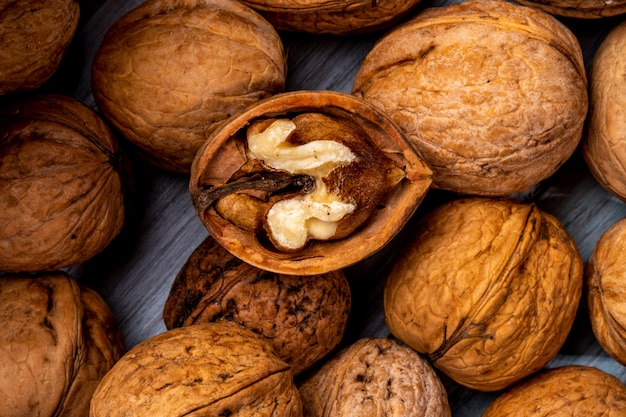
[{"left": 514, "top": 0, "right": 626, "bottom": 18}]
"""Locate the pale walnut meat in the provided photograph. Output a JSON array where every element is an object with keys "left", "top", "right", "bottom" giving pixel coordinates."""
[
  {"left": 90, "top": 322, "right": 302, "bottom": 417},
  {"left": 585, "top": 217, "right": 626, "bottom": 366},
  {"left": 0, "top": 94, "right": 129, "bottom": 273},
  {"left": 189, "top": 90, "right": 432, "bottom": 275},
  {"left": 0, "top": 0, "right": 79, "bottom": 95},
  {"left": 514, "top": 0, "right": 626, "bottom": 18},
  {"left": 298, "top": 337, "right": 451, "bottom": 417},
  {"left": 583, "top": 20, "right": 626, "bottom": 202},
  {"left": 482, "top": 365, "right": 626, "bottom": 416},
  {"left": 163, "top": 234, "right": 351, "bottom": 375},
  {"left": 0, "top": 271, "right": 126, "bottom": 417},
  {"left": 352, "top": 0, "right": 587, "bottom": 196},
  {"left": 384, "top": 197, "right": 583, "bottom": 392},
  {"left": 91, "top": 0, "right": 286, "bottom": 173}
]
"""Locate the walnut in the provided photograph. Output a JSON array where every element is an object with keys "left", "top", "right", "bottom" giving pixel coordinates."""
[
  {"left": 0, "top": 0, "right": 79, "bottom": 95},
  {"left": 298, "top": 337, "right": 451, "bottom": 417},
  {"left": 91, "top": 0, "right": 287, "bottom": 173},
  {"left": 583, "top": 20, "right": 626, "bottom": 202},
  {"left": 90, "top": 322, "right": 302, "bottom": 417},
  {"left": 162, "top": 234, "right": 351, "bottom": 375},
  {"left": 514, "top": 0, "right": 626, "bottom": 18},
  {"left": 352, "top": 0, "right": 588, "bottom": 196},
  {"left": 189, "top": 90, "right": 432, "bottom": 275},
  {"left": 482, "top": 365, "right": 626, "bottom": 416},
  {"left": 383, "top": 197, "right": 583, "bottom": 392},
  {"left": 0, "top": 94, "right": 129, "bottom": 273},
  {"left": 0, "top": 271, "right": 126, "bottom": 417}
]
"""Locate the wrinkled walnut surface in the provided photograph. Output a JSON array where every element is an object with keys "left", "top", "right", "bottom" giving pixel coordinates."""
[
  {"left": 384, "top": 197, "right": 583, "bottom": 391},
  {"left": 514, "top": 0, "right": 626, "bottom": 18}
]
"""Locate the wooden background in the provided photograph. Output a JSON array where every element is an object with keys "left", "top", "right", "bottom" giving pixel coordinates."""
[{"left": 24, "top": 0, "right": 626, "bottom": 414}]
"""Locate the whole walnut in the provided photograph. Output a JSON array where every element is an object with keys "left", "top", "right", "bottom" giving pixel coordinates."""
[
  {"left": 514, "top": 0, "right": 626, "bottom": 18},
  {"left": 0, "top": 271, "right": 126, "bottom": 417},
  {"left": 482, "top": 365, "right": 626, "bottom": 416},
  {"left": 352, "top": 0, "right": 588, "bottom": 196},
  {"left": 585, "top": 217, "right": 626, "bottom": 366},
  {"left": 583, "top": 20, "right": 626, "bottom": 202},
  {"left": 0, "top": 0, "right": 79, "bottom": 95},
  {"left": 298, "top": 337, "right": 451, "bottom": 417},
  {"left": 0, "top": 94, "right": 129, "bottom": 273},
  {"left": 92, "top": 0, "right": 287, "bottom": 173},
  {"left": 163, "top": 234, "right": 351, "bottom": 375},
  {"left": 384, "top": 197, "right": 583, "bottom": 391},
  {"left": 90, "top": 322, "right": 302, "bottom": 417}
]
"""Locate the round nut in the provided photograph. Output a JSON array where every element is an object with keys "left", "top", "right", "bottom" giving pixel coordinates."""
[
  {"left": 90, "top": 322, "right": 302, "bottom": 417},
  {"left": 585, "top": 217, "right": 626, "bottom": 365},
  {"left": 352, "top": 0, "right": 587, "bottom": 196},
  {"left": 189, "top": 90, "right": 432, "bottom": 275},
  {"left": 482, "top": 365, "right": 626, "bottom": 416},
  {"left": 583, "top": 20, "right": 626, "bottom": 202},
  {"left": 0, "top": 94, "right": 129, "bottom": 273},
  {"left": 298, "top": 337, "right": 451, "bottom": 417},
  {"left": 0, "top": 271, "right": 126, "bottom": 417},
  {"left": 0, "top": 0, "right": 79, "bottom": 95},
  {"left": 383, "top": 197, "right": 583, "bottom": 391},
  {"left": 92, "top": 0, "right": 287, "bottom": 173},
  {"left": 514, "top": 0, "right": 626, "bottom": 18},
  {"left": 162, "top": 234, "right": 352, "bottom": 375}
]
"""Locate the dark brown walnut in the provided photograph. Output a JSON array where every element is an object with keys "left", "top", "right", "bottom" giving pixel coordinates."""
[
  {"left": 482, "top": 365, "right": 626, "bottom": 416},
  {"left": 90, "top": 322, "right": 302, "bottom": 417},
  {"left": 0, "top": 94, "right": 129, "bottom": 273},
  {"left": 298, "top": 337, "right": 451, "bottom": 417},
  {"left": 92, "top": 0, "right": 286, "bottom": 173},
  {"left": 583, "top": 20, "right": 626, "bottom": 202},
  {"left": 189, "top": 90, "right": 432, "bottom": 275},
  {"left": 238, "top": 0, "right": 423, "bottom": 35},
  {"left": 0, "top": 271, "right": 126, "bottom": 417},
  {"left": 0, "top": 0, "right": 79, "bottom": 95},
  {"left": 352, "top": 0, "right": 588, "bottom": 196},
  {"left": 585, "top": 217, "right": 626, "bottom": 366},
  {"left": 514, "top": 0, "right": 626, "bottom": 18},
  {"left": 384, "top": 197, "right": 583, "bottom": 392}
]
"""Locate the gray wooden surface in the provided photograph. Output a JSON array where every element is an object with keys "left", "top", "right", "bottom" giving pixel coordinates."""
[{"left": 36, "top": 0, "right": 626, "bottom": 414}]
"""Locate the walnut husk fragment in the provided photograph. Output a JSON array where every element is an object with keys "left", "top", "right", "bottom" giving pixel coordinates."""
[
  {"left": 163, "top": 234, "right": 351, "bottom": 375},
  {"left": 0, "top": 271, "right": 126, "bottom": 417},
  {"left": 92, "top": 0, "right": 286, "bottom": 173},
  {"left": 298, "top": 337, "right": 451, "bottom": 417},
  {"left": 352, "top": 0, "right": 588, "bottom": 196},
  {"left": 514, "top": 0, "right": 626, "bottom": 18},
  {"left": 90, "top": 322, "right": 302, "bottom": 417},
  {"left": 384, "top": 197, "right": 583, "bottom": 392},
  {"left": 0, "top": 94, "right": 128, "bottom": 273}
]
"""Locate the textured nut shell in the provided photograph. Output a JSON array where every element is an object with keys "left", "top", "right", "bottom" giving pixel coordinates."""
[
  {"left": 189, "top": 90, "right": 432, "bottom": 275},
  {"left": 298, "top": 337, "right": 451, "bottom": 417},
  {"left": 585, "top": 217, "right": 626, "bottom": 365},
  {"left": 482, "top": 365, "right": 626, "bottom": 416},
  {"left": 92, "top": 0, "right": 286, "bottom": 173},
  {"left": 383, "top": 197, "right": 583, "bottom": 391},
  {"left": 239, "top": 0, "right": 422, "bottom": 35},
  {"left": 583, "top": 21, "right": 626, "bottom": 202},
  {"left": 0, "top": 94, "right": 127, "bottom": 273},
  {"left": 90, "top": 322, "right": 302, "bottom": 417},
  {"left": 352, "top": 0, "right": 587, "bottom": 196},
  {"left": 0, "top": 271, "right": 125, "bottom": 417},
  {"left": 0, "top": 0, "right": 79, "bottom": 95},
  {"left": 163, "top": 234, "right": 351, "bottom": 375},
  {"left": 514, "top": 0, "right": 626, "bottom": 18}
]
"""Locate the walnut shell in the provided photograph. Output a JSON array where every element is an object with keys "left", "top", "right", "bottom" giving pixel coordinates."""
[
  {"left": 585, "top": 217, "right": 626, "bottom": 366},
  {"left": 582, "top": 20, "right": 626, "bottom": 202},
  {"left": 90, "top": 322, "right": 302, "bottom": 417},
  {"left": 514, "top": 0, "right": 626, "bottom": 18},
  {"left": 0, "top": 271, "right": 126, "bottom": 417},
  {"left": 383, "top": 197, "right": 583, "bottom": 391},
  {"left": 0, "top": 94, "right": 128, "bottom": 273},
  {"left": 91, "top": 0, "right": 286, "bottom": 173},
  {"left": 0, "top": 0, "right": 79, "bottom": 95},
  {"left": 352, "top": 0, "right": 588, "bottom": 196},
  {"left": 298, "top": 337, "right": 451, "bottom": 417},
  {"left": 482, "top": 365, "right": 626, "bottom": 416},
  {"left": 189, "top": 90, "right": 432, "bottom": 275}
]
